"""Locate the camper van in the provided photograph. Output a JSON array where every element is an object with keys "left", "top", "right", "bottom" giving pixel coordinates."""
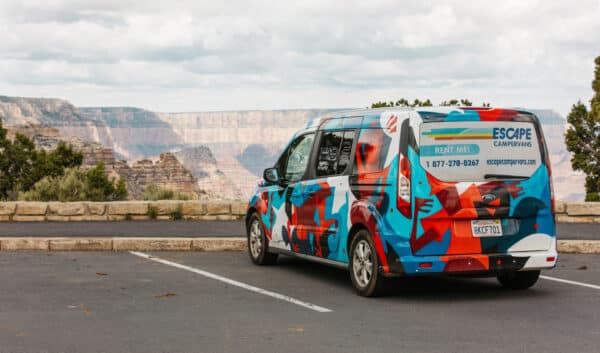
[{"left": 246, "top": 107, "right": 556, "bottom": 296}]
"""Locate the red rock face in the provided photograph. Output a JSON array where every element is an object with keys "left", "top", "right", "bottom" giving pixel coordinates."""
[{"left": 115, "top": 153, "right": 199, "bottom": 199}]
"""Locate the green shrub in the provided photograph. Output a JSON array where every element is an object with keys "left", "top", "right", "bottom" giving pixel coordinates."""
[
  {"left": 169, "top": 204, "right": 183, "bottom": 220},
  {"left": 20, "top": 168, "right": 85, "bottom": 201},
  {"left": 143, "top": 183, "right": 190, "bottom": 201},
  {"left": 114, "top": 178, "right": 128, "bottom": 201},
  {"left": 148, "top": 205, "right": 158, "bottom": 220},
  {"left": 85, "top": 162, "right": 125, "bottom": 201},
  {"left": 585, "top": 192, "right": 600, "bottom": 202},
  {"left": 18, "top": 162, "right": 128, "bottom": 202},
  {"left": 143, "top": 183, "right": 173, "bottom": 200}
]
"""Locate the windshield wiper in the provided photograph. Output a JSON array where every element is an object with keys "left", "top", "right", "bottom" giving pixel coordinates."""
[{"left": 484, "top": 174, "right": 528, "bottom": 180}]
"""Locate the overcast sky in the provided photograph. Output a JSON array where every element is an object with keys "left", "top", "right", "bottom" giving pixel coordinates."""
[{"left": 1, "top": 0, "right": 599, "bottom": 115}]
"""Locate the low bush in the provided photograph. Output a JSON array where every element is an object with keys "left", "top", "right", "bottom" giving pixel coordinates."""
[
  {"left": 586, "top": 192, "right": 600, "bottom": 202},
  {"left": 143, "top": 183, "right": 190, "bottom": 201},
  {"left": 147, "top": 205, "right": 158, "bottom": 220},
  {"left": 19, "top": 162, "right": 128, "bottom": 202},
  {"left": 169, "top": 204, "right": 183, "bottom": 220}
]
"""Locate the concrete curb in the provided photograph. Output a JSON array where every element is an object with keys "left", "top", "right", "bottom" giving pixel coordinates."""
[
  {"left": 556, "top": 240, "right": 600, "bottom": 254},
  {"left": 0, "top": 201, "right": 247, "bottom": 222},
  {"left": 0, "top": 238, "right": 598, "bottom": 254},
  {"left": 0, "top": 237, "right": 247, "bottom": 251}
]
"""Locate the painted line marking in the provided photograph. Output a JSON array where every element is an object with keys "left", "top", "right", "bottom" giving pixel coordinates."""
[
  {"left": 129, "top": 251, "right": 332, "bottom": 313},
  {"left": 540, "top": 275, "right": 600, "bottom": 290}
]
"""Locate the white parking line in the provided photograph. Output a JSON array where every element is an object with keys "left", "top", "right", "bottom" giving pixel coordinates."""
[
  {"left": 129, "top": 251, "right": 333, "bottom": 313},
  {"left": 541, "top": 275, "right": 600, "bottom": 290}
]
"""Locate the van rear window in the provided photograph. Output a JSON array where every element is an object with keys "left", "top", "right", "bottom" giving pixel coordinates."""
[{"left": 419, "top": 121, "right": 542, "bottom": 181}]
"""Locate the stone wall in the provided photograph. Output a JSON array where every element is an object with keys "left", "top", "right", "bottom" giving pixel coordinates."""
[
  {"left": 0, "top": 200, "right": 599, "bottom": 223},
  {"left": 0, "top": 201, "right": 246, "bottom": 221},
  {"left": 555, "top": 201, "right": 600, "bottom": 223}
]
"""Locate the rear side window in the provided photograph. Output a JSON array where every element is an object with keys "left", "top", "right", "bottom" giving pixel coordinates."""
[
  {"left": 353, "top": 128, "right": 391, "bottom": 174},
  {"left": 315, "top": 130, "right": 355, "bottom": 177},
  {"left": 419, "top": 121, "right": 542, "bottom": 181}
]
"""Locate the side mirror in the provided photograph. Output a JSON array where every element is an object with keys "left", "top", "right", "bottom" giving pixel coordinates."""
[{"left": 263, "top": 167, "right": 280, "bottom": 184}]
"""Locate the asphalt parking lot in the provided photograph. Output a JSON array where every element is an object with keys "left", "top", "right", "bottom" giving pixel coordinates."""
[
  {"left": 1, "top": 251, "right": 599, "bottom": 353},
  {"left": 0, "top": 221, "right": 596, "bottom": 240}
]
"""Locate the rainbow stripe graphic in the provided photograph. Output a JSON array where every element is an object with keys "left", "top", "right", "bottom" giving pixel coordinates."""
[{"left": 422, "top": 127, "right": 493, "bottom": 140}]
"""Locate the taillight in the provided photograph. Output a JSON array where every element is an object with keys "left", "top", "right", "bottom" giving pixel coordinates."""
[
  {"left": 550, "top": 177, "right": 556, "bottom": 215},
  {"left": 397, "top": 153, "right": 411, "bottom": 218},
  {"left": 546, "top": 150, "right": 555, "bottom": 214},
  {"left": 399, "top": 175, "right": 410, "bottom": 201}
]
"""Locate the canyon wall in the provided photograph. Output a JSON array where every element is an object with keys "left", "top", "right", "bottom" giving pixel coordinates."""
[{"left": 158, "top": 109, "right": 340, "bottom": 198}]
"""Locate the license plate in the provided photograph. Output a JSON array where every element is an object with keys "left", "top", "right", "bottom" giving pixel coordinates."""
[{"left": 471, "top": 219, "right": 503, "bottom": 237}]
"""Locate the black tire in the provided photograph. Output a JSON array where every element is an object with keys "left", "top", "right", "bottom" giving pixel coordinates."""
[
  {"left": 246, "top": 213, "right": 278, "bottom": 266},
  {"left": 349, "top": 229, "right": 386, "bottom": 297},
  {"left": 497, "top": 270, "right": 540, "bottom": 290}
]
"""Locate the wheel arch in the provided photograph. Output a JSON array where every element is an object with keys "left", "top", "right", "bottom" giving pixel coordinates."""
[
  {"left": 245, "top": 207, "right": 258, "bottom": 231},
  {"left": 347, "top": 222, "right": 369, "bottom": 257}
]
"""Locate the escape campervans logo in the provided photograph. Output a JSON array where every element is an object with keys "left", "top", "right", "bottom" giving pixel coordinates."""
[{"left": 492, "top": 127, "right": 532, "bottom": 147}]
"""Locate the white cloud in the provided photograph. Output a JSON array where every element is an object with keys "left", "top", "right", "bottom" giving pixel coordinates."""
[{"left": 0, "top": 0, "right": 599, "bottom": 115}]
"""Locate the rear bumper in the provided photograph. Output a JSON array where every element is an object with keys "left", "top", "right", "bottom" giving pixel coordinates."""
[{"left": 396, "top": 239, "right": 557, "bottom": 276}]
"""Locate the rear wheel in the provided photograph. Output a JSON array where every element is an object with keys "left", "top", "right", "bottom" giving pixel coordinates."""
[
  {"left": 497, "top": 270, "right": 540, "bottom": 290},
  {"left": 247, "top": 214, "right": 278, "bottom": 265},
  {"left": 349, "top": 230, "right": 386, "bottom": 297}
]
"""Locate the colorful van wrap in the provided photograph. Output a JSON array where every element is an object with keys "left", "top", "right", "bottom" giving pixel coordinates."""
[{"left": 247, "top": 107, "right": 556, "bottom": 277}]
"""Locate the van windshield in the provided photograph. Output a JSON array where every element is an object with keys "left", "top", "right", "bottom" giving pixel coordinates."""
[{"left": 419, "top": 121, "right": 542, "bottom": 182}]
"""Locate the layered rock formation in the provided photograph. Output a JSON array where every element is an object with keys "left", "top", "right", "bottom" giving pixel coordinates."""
[
  {"left": 0, "top": 95, "right": 91, "bottom": 126},
  {"left": 117, "top": 153, "right": 199, "bottom": 199}
]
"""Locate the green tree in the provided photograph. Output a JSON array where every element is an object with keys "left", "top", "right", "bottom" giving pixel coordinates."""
[
  {"left": 372, "top": 98, "right": 482, "bottom": 109},
  {"left": 396, "top": 98, "right": 410, "bottom": 107},
  {"left": 114, "top": 177, "right": 128, "bottom": 201},
  {"left": 46, "top": 141, "right": 84, "bottom": 175},
  {"left": 440, "top": 99, "right": 459, "bottom": 106},
  {"left": 85, "top": 161, "right": 128, "bottom": 201},
  {"left": 371, "top": 98, "right": 438, "bottom": 108},
  {"left": 371, "top": 101, "right": 392, "bottom": 108},
  {"left": 565, "top": 56, "right": 600, "bottom": 201},
  {"left": 0, "top": 119, "right": 83, "bottom": 199}
]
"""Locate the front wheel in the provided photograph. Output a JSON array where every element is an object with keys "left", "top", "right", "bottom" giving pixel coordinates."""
[
  {"left": 247, "top": 214, "right": 278, "bottom": 265},
  {"left": 349, "top": 230, "right": 386, "bottom": 297},
  {"left": 497, "top": 270, "right": 540, "bottom": 290}
]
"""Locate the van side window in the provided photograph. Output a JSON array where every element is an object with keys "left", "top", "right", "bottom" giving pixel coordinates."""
[
  {"left": 316, "top": 130, "right": 356, "bottom": 177},
  {"left": 280, "top": 133, "right": 315, "bottom": 183},
  {"left": 353, "top": 128, "right": 391, "bottom": 174}
]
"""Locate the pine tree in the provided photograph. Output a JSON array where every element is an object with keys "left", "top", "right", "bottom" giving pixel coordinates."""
[{"left": 565, "top": 56, "right": 600, "bottom": 201}]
